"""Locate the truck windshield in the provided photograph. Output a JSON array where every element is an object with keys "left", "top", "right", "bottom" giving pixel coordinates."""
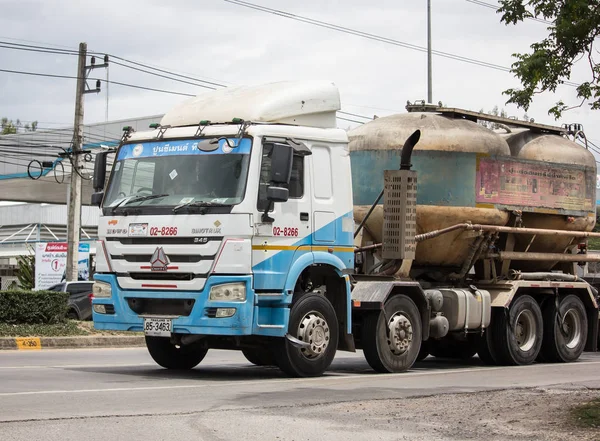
[{"left": 103, "top": 138, "right": 251, "bottom": 210}]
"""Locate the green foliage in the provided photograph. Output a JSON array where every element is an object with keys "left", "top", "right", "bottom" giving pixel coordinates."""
[
  {"left": 0, "top": 321, "right": 86, "bottom": 337},
  {"left": 16, "top": 255, "right": 35, "bottom": 291},
  {"left": 0, "top": 291, "right": 69, "bottom": 324},
  {"left": 499, "top": 0, "right": 600, "bottom": 118},
  {"left": 571, "top": 398, "right": 600, "bottom": 428},
  {"left": 1, "top": 117, "right": 38, "bottom": 135}
]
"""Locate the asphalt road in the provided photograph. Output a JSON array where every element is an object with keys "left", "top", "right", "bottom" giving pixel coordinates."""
[{"left": 0, "top": 348, "right": 599, "bottom": 440}]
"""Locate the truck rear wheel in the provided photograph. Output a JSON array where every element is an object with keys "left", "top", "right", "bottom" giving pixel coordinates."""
[
  {"left": 362, "top": 294, "right": 422, "bottom": 373},
  {"left": 275, "top": 293, "right": 339, "bottom": 377},
  {"left": 539, "top": 295, "right": 587, "bottom": 363},
  {"left": 145, "top": 336, "right": 208, "bottom": 370},
  {"left": 242, "top": 348, "right": 277, "bottom": 366},
  {"left": 492, "top": 295, "right": 543, "bottom": 365},
  {"left": 477, "top": 324, "right": 498, "bottom": 365}
]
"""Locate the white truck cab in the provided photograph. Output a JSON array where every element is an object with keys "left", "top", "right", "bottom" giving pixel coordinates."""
[{"left": 92, "top": 81, "right": 355, "bottom": 376}]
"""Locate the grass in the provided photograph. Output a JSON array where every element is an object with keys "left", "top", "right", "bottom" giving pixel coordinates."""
[
  {"left": 571, "top": 398, "right": 600, "bottom": 429},
  {"left": 0, "top": 321, "right": 88, "bottom": 337},
  {"left": 587, "top": 237, "right": 600, "bottom": 251},
  {"left": 0, "top": 321, "right": 141, "bottom": 337}
]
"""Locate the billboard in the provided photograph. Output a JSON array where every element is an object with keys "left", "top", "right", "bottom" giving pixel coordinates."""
[{"left": 34, "top": 242, "right": 90, "bottom": 290}]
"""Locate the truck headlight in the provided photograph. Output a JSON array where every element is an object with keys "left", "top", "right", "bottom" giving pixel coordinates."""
[
  {"left": 92, "top": 281, "right": 112, "bottom": 298},
  {"left": 209, "top": 283, "right": 246, "bottom": 302}
]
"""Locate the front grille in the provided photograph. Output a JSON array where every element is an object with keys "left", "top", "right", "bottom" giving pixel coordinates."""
[
  {"left": 205, "top": 307, "right": 218, "bottom": 318},
  {"left": 112, "top": 254, "right": 213, "bottom": 263},
  {"left": 127, "top": 298, "right": 195, "bottom": 316},
  {"left": 104, "top": 304, "right": 116, "bottom": 314},
  {"left": 125, "top": 272, "right": 199, "bottom": 281}
]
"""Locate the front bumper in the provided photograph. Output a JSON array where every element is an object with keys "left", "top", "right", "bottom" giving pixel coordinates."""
[{"left": 92, "top": 273, "right": 289, "bottom": 337}]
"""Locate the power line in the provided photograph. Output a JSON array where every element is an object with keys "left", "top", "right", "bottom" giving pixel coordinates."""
[
  {"left": 0, "top": 67, "right": 195, "bottom": 97},
  {"left": 109, "top": 59, "right": 218, "bottom": 90},
  {"left": 338, "top": 110, "right": 372, "bottom": 120},
  {"left": 337, "top": 116, "right": 365, "bottom": 124},
  {"left": 465, "top": 0, "right": 552, "bottom": 25},
  {"left": 222, "top": 0, "right": 579, "bottom": 87}
]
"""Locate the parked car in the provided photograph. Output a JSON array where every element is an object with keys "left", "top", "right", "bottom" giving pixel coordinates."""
[{"left": 47, "top": 281, "right": 94, "bottom": 320}]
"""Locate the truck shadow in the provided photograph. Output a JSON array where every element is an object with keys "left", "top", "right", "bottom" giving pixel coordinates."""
[{"left": 63, "top": 354, "right": 489, "bottom": 382}]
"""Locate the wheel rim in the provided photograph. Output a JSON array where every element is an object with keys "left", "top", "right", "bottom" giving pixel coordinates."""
[
  {"left": 387, "top": 313, "right": 413, "bottom": 355},
  {"left": 515, "top": 309, "right": 537, "bottom": 352},
  {"left": 297, "top": 310, "right": 330, "bottom": 360},
  {"left": 562, "top": 308, "right": 582, "bottom": 350}
]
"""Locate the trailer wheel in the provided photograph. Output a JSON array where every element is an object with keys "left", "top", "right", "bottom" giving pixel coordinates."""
[
  {"left": 242, "top": 348, "right": 277, "bottom": 366},
  {"left": 492, "top": 295, "right": 543, "bottom": 365},
  {"left": 145, "top": 336, "right": 208, "bottom": 370},
  {"left": 362, "top": 294, "right": 422, "bottom": 373},
  {"left": 539, "top": 295, "right": 587, "bottom": 363},
  {"left": 275, "top": 293, "right": 339, "bottom": 377}
]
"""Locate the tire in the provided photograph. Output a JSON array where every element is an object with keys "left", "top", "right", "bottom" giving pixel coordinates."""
[
  {"left": 145, "top": 336, "right": 208, "bottom": 370},
  {"left": 275, "top": 294, "right": 339, "bottom": 377},
  {"left": 416, "top": 341, "right": 429, "bottom": 362},
  {"left": 67, "top": 309, "right": 79, "bottom": 320},
  {"left": 362, "top": 295, "right": 422, "bottom": 373},
  {"left": 492, "top": 295, "right": 543, "bottom": 366},
  {"left": 429, "top": 339, "right": 477, "bottom": 360},
  {"left": 242, "top": 348, "right": 277, "bottom": 366},
  {"left": 539, "top": 295, "right": 588, "bottom": 363},
  {"left": 477, "top": 324, "right": 498, "bottom": 365}
]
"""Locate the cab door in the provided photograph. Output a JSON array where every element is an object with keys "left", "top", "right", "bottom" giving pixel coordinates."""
[{"left": 252, "top": 142, "right": 312, "bottom": 291}]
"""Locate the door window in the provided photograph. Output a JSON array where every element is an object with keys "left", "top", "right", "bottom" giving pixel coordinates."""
[{"left": 257, "top": 144, "right": 304, "bottom": 211}]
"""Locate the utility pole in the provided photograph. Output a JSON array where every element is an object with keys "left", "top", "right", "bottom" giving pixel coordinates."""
[
  {"left": 427, "top": 0, "right": 433, "bottom": 104},
  {"left": 66, "top": 43, "right": 107, "bottom": 282}
]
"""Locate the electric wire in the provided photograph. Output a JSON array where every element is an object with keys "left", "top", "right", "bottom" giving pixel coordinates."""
[
  {"left": 464, "top": 0, "right": 552, "bottom": 25},
  {"left": 222, "top": 0, "right": 579, "bottom": 88}
]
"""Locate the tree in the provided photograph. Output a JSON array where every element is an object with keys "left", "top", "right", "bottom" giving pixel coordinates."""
[
  {"left": 499, "top": 1, "right": 600, "bottom": 118},
  {"left": 15, "top": 255, "right": 35, "bottom": 291},
  {"left": 1, "top": 118, "right": 37, "bottom": 135}
]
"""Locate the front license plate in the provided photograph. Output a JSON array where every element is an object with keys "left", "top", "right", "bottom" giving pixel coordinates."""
[
  {"left": 143, "top": 318, "right": 172, "bottom": 337},
  {"left": 129, "top": 223, "right": 148, "bottom": 237}
]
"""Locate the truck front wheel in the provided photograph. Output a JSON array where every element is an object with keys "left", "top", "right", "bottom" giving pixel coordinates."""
[
  {"left": 242, "top": 348, "right": 277, "bottom": 366},
  {"left": 275, "top": 293, "right": 339, "bottom": 377},
  {"left": 362, "top": 294, "right": 422, "bottom": 373},
  {"left": 145, "top": 336, "right": 208, "bottom": 370}
]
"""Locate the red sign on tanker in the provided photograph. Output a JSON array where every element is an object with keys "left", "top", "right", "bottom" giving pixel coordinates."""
[{"left": 476, "top": 158, "right": 595, "bottom": 212}]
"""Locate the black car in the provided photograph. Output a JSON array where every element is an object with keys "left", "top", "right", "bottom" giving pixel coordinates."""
[{"left": 47, "top": 281, "right": 94, "bottom": 320}]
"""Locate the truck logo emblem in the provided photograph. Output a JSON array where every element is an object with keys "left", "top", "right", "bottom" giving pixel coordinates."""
[
  {"left": 214, "top": 220, "right": 221, "bottom": 227},
  {"left": 133, "top": 144, "right": 144, "bottom": 157},
  {"left": 108, "top": 219, "right": 118, "bottom": 226},
  {"left": 150, "top": 247, "right": 169, "bottom": 272}
]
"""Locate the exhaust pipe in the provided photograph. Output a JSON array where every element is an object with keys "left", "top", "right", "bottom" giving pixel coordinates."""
[{"left": 354, "top": 129, "right": 421, "bottom": 239}]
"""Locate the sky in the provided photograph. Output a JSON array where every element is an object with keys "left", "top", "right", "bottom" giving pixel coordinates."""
[{"left": 0, "top": 0, "right": 598, "bottom": 151}]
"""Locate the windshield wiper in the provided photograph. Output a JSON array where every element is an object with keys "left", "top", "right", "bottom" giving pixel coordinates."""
[
  {"left": 111, "top": 193, "right": 169, "bottom": 214},
  {"left": 172, "top": 200, "right": 230, "bottom": 213}
]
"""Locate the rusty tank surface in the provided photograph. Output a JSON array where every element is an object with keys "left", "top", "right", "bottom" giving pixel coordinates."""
[{"left": 349, "top": 107, "right": 597, "bottom": 276}]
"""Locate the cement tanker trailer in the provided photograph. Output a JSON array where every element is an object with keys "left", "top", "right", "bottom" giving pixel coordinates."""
[{"left": 349, "top": 103, "right": 599, "bottom": 365}]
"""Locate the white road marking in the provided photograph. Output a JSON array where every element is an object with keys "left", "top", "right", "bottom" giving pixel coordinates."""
[{"left": 0, "top": 360, "right": 599, "bottom": 397}]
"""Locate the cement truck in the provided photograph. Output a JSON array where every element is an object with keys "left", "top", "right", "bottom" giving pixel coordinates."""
[{"left": 90, "top": 81, "right": 599, "bottom": 377}]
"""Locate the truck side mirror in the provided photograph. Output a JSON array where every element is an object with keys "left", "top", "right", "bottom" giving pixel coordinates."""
[
  {"left": 91, "top": 192, "right": 104, "bottom": 207},
  {"left": 269, "top": 143, "right": 293, "bottom": 184},
  {"left": 267, "top": 186, "right": 289, "bottom": 203},
  {"left": 91, "top": 151, "right": 109, "bottom": 207},
  {"left": 93, "top": 151, "right": 109, "bottom": 192}
]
